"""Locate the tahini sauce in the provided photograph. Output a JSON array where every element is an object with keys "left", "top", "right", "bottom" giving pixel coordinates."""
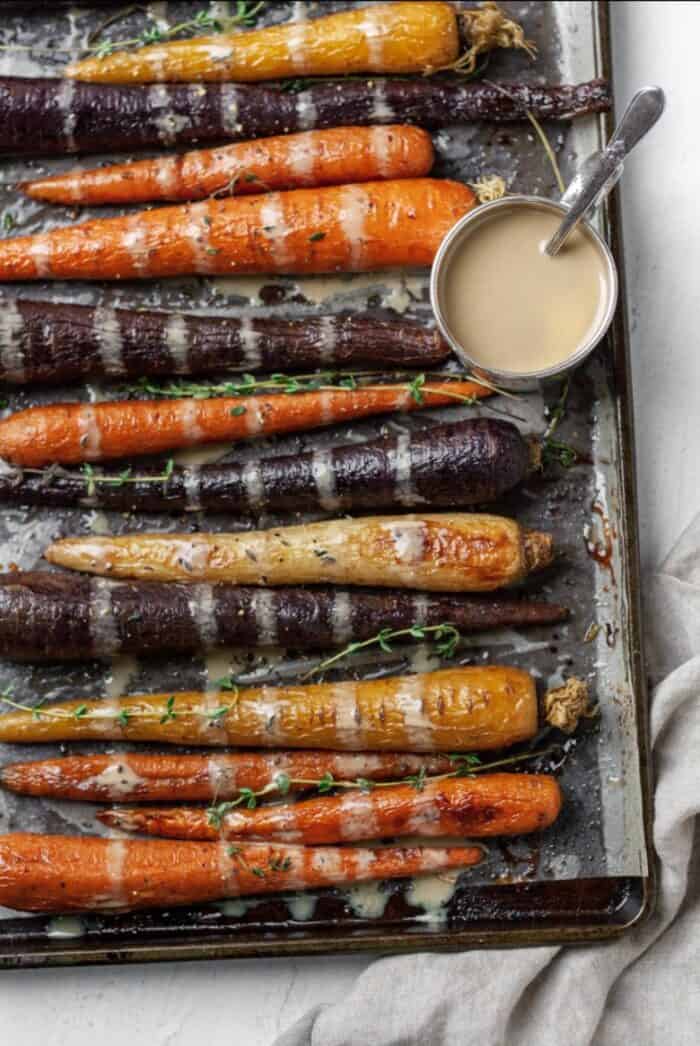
[{"left": 441, "top": 206, "right": 609, "bottom": 374}]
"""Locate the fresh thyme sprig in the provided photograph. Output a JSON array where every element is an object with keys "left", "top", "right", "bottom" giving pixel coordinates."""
[
  {"left": 119, "top": 370, "right": 499, "bottom": 403},
  {"left": 302, "top": 623, "right": 461, "bottom": 680},
  {"left": 541, "top": 378, "right": 582, "bottom": 468},
  {"left": 226, "top": 844, "right": 292, "bottom": 878},
  {"left": 207, "top": 744, "right": 563, "bottom": 827},
  {"left": 87, "top": 2, "right": 266, "bottom": 59},
  {"left": 80, "top": 458, "right": 175, "bottom": 496},
  {"left": 0, "top": 691, "right": 235, "bottom": 728},
  {"left": 120, "top": 371, "right": 362, "bottom": 399}
]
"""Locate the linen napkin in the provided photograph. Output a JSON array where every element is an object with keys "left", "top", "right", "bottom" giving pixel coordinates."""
[{"left": 274, "top": 514, "right": 700, "bottom": 1046}]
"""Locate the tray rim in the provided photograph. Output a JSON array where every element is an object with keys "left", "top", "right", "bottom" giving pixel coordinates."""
[{"left": 0, "top": 0, "right": 657, "bottom": 969}]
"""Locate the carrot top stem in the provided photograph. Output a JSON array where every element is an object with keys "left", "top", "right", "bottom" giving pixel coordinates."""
[{"left": 448, "top": 2, "right": 536, "bottom": 76}]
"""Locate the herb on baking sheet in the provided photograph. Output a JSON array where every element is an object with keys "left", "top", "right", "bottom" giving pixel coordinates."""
[
  {"left": 119, "top": 369, "right": 499, "bottom": 400},
  {"left": 0, "top": 692, "right": 234, "bottom": 727},
  {"left": 317, "top": 772, "right": 335, "bottom": 795},
  {"left": 120, "top": 372, "right": 362, "bottom": 399},
  {"left": 1, "top": 212, "right": 15, "bottom": 233},
  {"left": 215, "top": 676, "right": 240, "bottom": 693},
  {"left": 583, "top": 622, "right": 601, "bottom": 643},
  {"left": 408, "top": 372, "right": 426, "bottom": 404},
  {"left": 268, "top": 855, "right": 293, "bottom": 872},
  {"left": 405, "top": 766, "right": 427, "bottom": 792},
  {"left": 541, "top": 379, "right": 582, "bottom": 468},
  {"left": 302, "top": 622, "right": 462, "bottom": 679},
  {"left": 87, "top": 2, "right": 266, "bottom": 58},
  {"left": 159, "top": 696, "right": 177, "bottom": 725},
  {"left": 309, "top": 231, "right": 326, "bottom": 242},
  {"left": 77, "top": 459, "right": 176, "bottom": 497}
]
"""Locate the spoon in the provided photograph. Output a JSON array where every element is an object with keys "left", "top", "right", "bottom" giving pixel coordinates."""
[{"left": 544, "top": 85, "right": 666, "bottom": 256}]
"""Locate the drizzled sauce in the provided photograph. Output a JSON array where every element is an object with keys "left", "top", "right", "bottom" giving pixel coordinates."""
[{"left": 440, "top": 204, "right": 611, "bottom": 375}]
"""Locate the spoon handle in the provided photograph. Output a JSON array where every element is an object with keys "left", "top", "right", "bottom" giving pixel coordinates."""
[{"left": 545, "top": 86, "right": 665, "bottom": 257}]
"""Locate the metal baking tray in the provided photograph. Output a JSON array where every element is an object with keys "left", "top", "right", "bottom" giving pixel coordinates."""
[{"left": 0, "top": 0, "right": 655, "bottom": 967}]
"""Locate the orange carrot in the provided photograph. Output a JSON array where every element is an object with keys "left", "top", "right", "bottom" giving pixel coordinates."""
[
  {"left": 0, "top": 178, "right": 475, "bottom": 281},
  {"left": 0, "top": 381, "right": 490, "bottom": 467},
  {"left": 98, "top": 773, "right": 563, "bottom": 844},
  {"left": 65, "top": 3, "right": 533, "bottom": 84},
  {"left": 0, "top": 833, "right": 482, "bottom": 912},
  {"left": 0, "top": 751, "right": 453, "bottom": 802},
  {"left": 22, "top": 125, "right": 434, "bottom": 207}
]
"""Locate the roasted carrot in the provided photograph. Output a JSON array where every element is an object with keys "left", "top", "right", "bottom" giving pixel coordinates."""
[
  {"left": 0, "top": 77, "right": 612, "bottom": 157},
  {"left": 0, "top": 178, "right": 475, "bottom": 282},
  {"left": 98, "top": 773, "right": 563, "bottom": 844},
  {"left": 45, "top": 514, "right": 553, "bottom": 591},
  {"left": 0, "top": 573, "right": 568, "bottom": 662},
  {"left": 0, "top": 666, "right": 541, "bottom": 750},
  {"left": 0, "top": 419, "right": 535, "bottom": 513},
  {"left": 66, "top": 2, "right": 532, "bottom": 84},
  {"left": 0, "top": 381, "right": 490, "bottom": 467},
  {"left": 0, "top": 833, "right": 482, "bottom": 913},
  {"left": 22, "top": 125, "right": 434, "bottom": 206},
  {"left": 0, "top": 751, "right": 453, "bottom": 802}
]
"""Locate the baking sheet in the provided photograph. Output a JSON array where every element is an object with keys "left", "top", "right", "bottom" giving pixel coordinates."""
[{"left": 0, "top": 1, "right": 651, "bottom": 959}]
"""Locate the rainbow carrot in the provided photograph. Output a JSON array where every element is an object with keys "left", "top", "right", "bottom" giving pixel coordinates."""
[
  {"left": 45, "top": 514, "right": 553, "bottom": 590},
  {"left": 98, "top": 773, "right": 563, "bottom": 844},
  {"left": 66, "top": 2, "right": 532, "bottom": 84},
  {"left": 0, "top": 751, "right": 454, "bottom": 802},
  {"left": 0, "top": 833, "right": 482, "bottom": 912},
  {"left": 0, "top": 666, "right": 541, "bottom": 750},
  {"left": 22, "top": 125, "right": 434, "bottom": 206},
  {"left": 0, "top": 380, "right": 489, "bottom": 467},
  {"left": 0, "top": 178, "right": 475, "bottom": 281}
]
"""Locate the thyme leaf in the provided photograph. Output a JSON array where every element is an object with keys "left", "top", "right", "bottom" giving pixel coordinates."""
[
  {"left": 159, "top": 695, "right": 177, "bottom": 725},
  {"left": 268, "top": 855, "right": 293, "bottom": 872}
]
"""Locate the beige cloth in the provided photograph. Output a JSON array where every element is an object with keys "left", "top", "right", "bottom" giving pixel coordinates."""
[{"left": 275, "top": 515, "right": 700, "bottom": 1046}]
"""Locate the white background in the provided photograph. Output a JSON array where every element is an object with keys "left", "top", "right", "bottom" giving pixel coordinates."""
[{"left": 2, "top": 2, "right": 697, "bottom": 1042}]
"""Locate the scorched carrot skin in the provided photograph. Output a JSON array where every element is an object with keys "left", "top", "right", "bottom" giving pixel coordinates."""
[
  {"left": 66, "top": 2, "right": 486, "bottom": 84},
  {"left": 0, "top": 666, "right": 539, "bottom": 751},
  {"left": 0, "top": 751, "right": 454, "bottom": 802},
  {"left": 98, "top": 773, "right": 563, "bottom": 844},
  {"left": 22, "top": 125, "right": 435, "bottom": 206},
  {"left": 0, "top": 381, "right": 490, "bottom": 467},
  {"left": 44, "top": 514, "right": 553, "bottom": 591},
  {"left": 0, "top": 178, "right": 476, "bottom": 281},
  {"left": 0, "top": 833, "right": 482, "bottom": 912}
]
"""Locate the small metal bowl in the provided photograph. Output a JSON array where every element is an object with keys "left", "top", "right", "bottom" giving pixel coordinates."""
[{"left": 429, "top": 195, "right": 619, "bottom": 391}]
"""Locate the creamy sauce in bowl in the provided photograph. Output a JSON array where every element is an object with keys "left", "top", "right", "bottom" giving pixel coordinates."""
[{"left": 431, "top": 197, "right": 617, "bottom": 382}]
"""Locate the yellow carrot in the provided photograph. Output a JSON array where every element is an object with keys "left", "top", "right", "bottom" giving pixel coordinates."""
[
  {"left": 44, "top": 514, "right": 554, "bottom": 591},
  {"left": 66, "top": 3, "right": 533, "bottom": 84}
]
